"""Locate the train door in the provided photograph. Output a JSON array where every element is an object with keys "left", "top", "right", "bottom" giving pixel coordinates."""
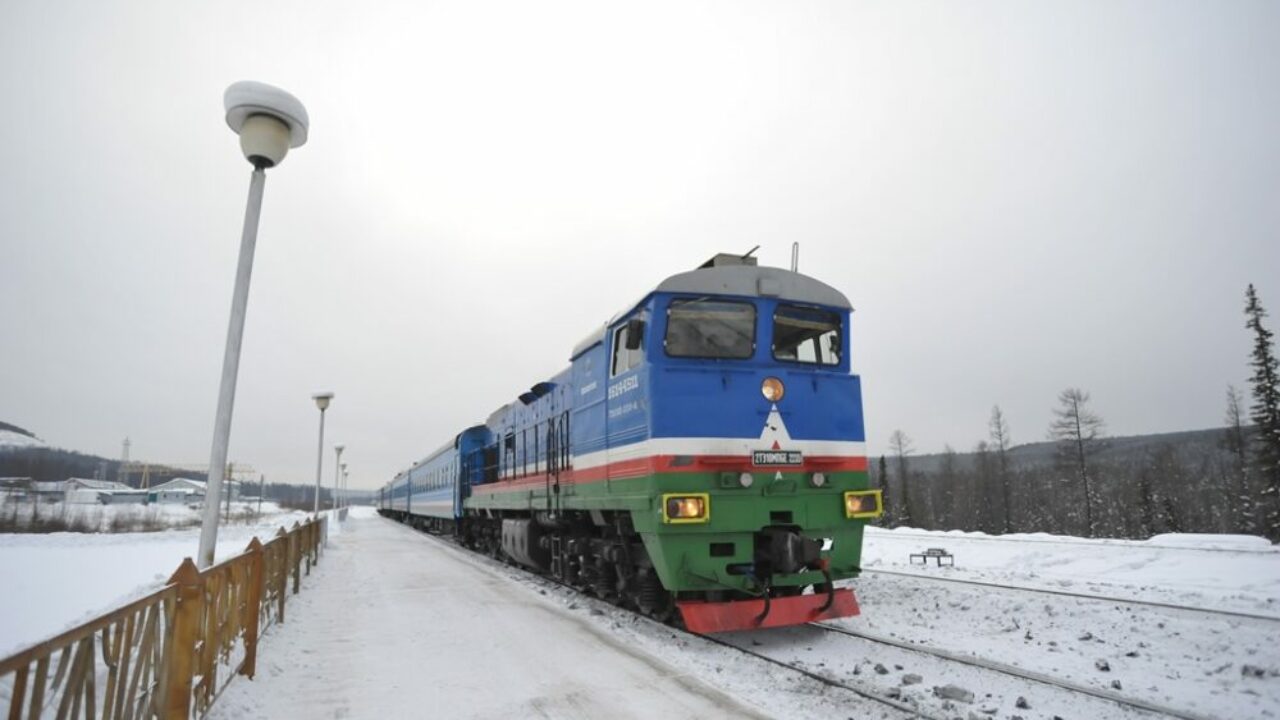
[{"left": 605, "top": 314, "right": 648, "bottom": 480}]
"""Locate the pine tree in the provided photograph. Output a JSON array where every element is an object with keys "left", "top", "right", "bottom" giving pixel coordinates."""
[
  {"left": 989, "top": 405, "right": 1013, "bottom": 532},
  {"left": 1049, "top": 388, "right": 1106, "bottom": 537},
  {"left": 1244, "top": 285, "right": 1280, "bottom": 541},
  {"left": 876, "top": 454, "right": 893, "bottom": 526}
]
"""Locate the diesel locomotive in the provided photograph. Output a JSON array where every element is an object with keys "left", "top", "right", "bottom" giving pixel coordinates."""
[{"left": 378, "top": 252, "right": 882, "bottom": 632}]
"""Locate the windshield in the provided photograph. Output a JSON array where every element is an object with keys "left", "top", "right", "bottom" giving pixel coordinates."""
[
  {"left": 664, "top": 299, "right": 755, "bottom": 359},
  {"left": 772, "top": 304, "right": 841, "bottom": 365}
]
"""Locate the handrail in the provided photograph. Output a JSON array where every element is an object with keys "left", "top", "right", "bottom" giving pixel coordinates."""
[{"left": 0, "top": 515, "right": 327, "bottom": 719}]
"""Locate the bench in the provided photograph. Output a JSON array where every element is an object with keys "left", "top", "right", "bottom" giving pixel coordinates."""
[{"left": 909, "top": 547, "right": 954, "bottom": 567}]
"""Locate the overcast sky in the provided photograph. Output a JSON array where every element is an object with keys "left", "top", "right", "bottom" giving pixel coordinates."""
[{"left": 2, "top": 1, "right": 1277, "bottom": 490}]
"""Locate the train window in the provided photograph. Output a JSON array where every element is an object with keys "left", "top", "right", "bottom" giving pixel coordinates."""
[
  {"left": 773, "top": 305, "right": 841, "bottom": 365},
  {"left": 664, "top": 299, "right": 755, "bottom": 359},
  {"left": 611, "top": 320, "right": 646, "bottom": 376}
]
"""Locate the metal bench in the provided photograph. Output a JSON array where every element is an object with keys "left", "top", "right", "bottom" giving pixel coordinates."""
[{"left": 909, "top": 547, "right": 954, "bottom": 567}]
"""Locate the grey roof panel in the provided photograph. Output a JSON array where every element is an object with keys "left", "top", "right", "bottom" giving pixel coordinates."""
[
  {"left": 568, "top": 265, "right": 850, "bottom": 361},
  {"left": 655, "top": 266, "right": 851, "bottom": 309}
]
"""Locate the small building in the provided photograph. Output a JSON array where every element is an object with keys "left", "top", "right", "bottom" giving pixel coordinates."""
[
  {"left": 0, "top": 477, "right": 35, "bottom": 499},
  {"left": 31, "top": 481, "right": 66, "bottom": 502},
  {"left": 148, "top": 487, "right": 205, "bottom": 505},
  {"left": 65, "top": 478, "right": 144, "bottom": 505},
  {"left": 147, "top": 478, "right": 239, "bottom": 504}
]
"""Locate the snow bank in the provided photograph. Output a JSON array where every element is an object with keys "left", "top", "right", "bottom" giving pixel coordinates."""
[
  {"left": 0, "top": 507, "right": 308, "bottom": 656},
  {"left": 864, "top": 526, "right": 1280, "bottom": 614},
  {"left": 0, "top": 430, "right": 44, "bottom": 449}
]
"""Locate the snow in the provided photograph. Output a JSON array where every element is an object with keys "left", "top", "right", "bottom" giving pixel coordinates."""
[
  {"left": 862, "top": 526, "right": 1280, "bottom": 615},
  {"left": 0, "top": 503, "right": 308, "bottom": 656},
  {"left": 0, "top": 430, "right": 44, "bottom": 449},
  {"left": 5, "top": 512, "right": 1278, "bottom": 718},
  {"left": 212, "top": 513, "right": 768, "bottom": 719}
]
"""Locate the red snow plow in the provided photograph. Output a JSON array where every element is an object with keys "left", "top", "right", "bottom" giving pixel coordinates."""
[{"left": 676, "top": 588, "right": 860, "bottom": 634}]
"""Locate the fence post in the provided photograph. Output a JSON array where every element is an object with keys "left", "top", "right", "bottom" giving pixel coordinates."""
[
  {"left": 291, "top": 523, "right": 301, "bottom": 594},
  {"left": 164, "top": 558, "right": 202, "bottom": 720},
  {"left": 240, "top": 538, "right": 264, "bottom": 679},
  {"left": 275, "top": 527, "right": 287, "bottom": 622}
]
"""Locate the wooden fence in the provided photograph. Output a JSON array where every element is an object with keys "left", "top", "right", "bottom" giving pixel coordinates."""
[{"left": 0, "top": 516, "right": 327, "bottom": 719}]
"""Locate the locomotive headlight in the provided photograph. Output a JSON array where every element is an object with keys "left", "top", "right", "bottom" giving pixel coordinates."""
[
  {"left": 844, "top": 490, "right": 883, "bottom": 519},
  {"left": 761, "top": 377, "right": 785, "bottom": 402},
  {"left": 662, "top": 493, "right": 710, "bottom": 523},
  {"left": 810, "top": 472, "right": 827, "bottom": 488},
  {"left": 738, "top": 472, "right": 754, "bottom": 488}
]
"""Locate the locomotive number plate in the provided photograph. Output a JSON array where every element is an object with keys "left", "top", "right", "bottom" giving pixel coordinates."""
[{"left": 752, "top": 450, "right": 803, "bottom": 466}]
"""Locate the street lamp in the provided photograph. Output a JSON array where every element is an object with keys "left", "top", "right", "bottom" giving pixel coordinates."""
[
  {"left": 312, "top": 392, "right": 333, "bottom": 516},
  {"left": 333, "top": 445, "right": 345, "bottom": 515},
  {"left": 197, "top": 81, "right": 309, "bottom": 569},
  {"left": 340, "top": 463, "right": 348, "bottom": 511}
]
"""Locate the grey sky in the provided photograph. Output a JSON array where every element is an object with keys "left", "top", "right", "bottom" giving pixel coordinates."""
[{"left": 2, "top": 1, "right": 1277, "bottom": 490}]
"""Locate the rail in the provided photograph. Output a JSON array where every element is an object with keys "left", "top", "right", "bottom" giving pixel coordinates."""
[{"left": 0, "top": 516, "right": 327, "bottom": 719}]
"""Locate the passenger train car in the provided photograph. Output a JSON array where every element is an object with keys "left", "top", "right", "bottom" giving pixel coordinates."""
[{"left": 379, "top": 253, "right": 881, "bottom": 632}]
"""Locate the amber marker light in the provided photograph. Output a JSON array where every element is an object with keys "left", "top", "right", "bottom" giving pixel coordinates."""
[
  {"left": 761, "top": 377, "right": 785, "bottom": 402},
  {"left": 844, "top": 490, "right": 883, "bottom": 519},
  {"left": 662, "top": 493, "right": 711, "bottom": 524}
]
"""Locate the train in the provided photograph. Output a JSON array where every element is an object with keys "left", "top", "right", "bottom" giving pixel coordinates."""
[{"left": 378, "top": 252, "right": 881, "bottom": 633}]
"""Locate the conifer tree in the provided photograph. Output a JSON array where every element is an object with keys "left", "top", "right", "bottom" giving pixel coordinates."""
[
  {"left": 1244, "top": 285, "right": 1280, "bottom": 541},
  {"left": 877, "top": 454, "right": 892, "bottom": 525},
  {"left": 1049, "top": 388, "right": 1106, "bottom": 537},
  {"left": 989, "top": 405, "right": 1013, "bottom": 532},
  {"left": 889, "top": 430, "right": 914, "bottom": 528}
]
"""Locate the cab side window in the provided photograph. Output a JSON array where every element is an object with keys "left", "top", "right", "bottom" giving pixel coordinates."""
[{"left": 611, "top": 316, "right": 645, "bottom": 377}]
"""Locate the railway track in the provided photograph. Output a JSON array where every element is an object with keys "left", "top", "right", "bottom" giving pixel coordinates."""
[
  {"left": 691, "top": 631, "right": 941, "bottom": 719},
  {"left": 392, "top": 518, "right": 1245, "bottom": 720},
  {"left": 810, "top": 621, "right": 1221, "bottom": 720},
  {"left": 861, "top": 568, "right": 1280, "bottom": 622},
  {"left": 393, "top": 519, "right": 930, "bottom": 718}
]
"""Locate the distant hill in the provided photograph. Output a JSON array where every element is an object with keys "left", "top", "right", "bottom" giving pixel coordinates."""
[
  {"left": 897, "top": 426, "right": 1234, "bottom": 474},
  {"left": 870, "top": 424, "right": 1264, "bottom": 541},
  {"left": 0, "top": 421, "right": 45, "bottom": 449}
]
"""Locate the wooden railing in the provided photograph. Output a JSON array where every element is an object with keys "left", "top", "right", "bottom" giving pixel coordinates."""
[{"left": 0, "top": 516, "right": 326, "bottom": 719}]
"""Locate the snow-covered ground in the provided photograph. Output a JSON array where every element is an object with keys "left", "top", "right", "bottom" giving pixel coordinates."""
[
  {"left": 210, "top": 514, "right": 1280, "bottom": 720},
  {"left": 0, "top": 503, "right": 310, "bottom": 656},
  {"left": 862, "top": 526, "right": 1280, "bottom": 616},
  {"left": 0, "top": 429, "right": 45, "bottom": 448},
  {"left": 210, "top": 509, "right": 907, "bottom": 720},
  {"left": 4, "top": 511, "right": 1278, "bottom": 718},
  {"left": 0, "top": 497, "right": 270, "bottom": 533}
]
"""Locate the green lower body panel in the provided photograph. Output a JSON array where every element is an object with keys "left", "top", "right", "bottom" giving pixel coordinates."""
[{"left": 465, "top": 469, "right": 875, "bottom": 595}]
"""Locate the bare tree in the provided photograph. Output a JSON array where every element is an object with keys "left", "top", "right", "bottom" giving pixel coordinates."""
[
  {"left": 1224, "top": 384, "right": 1255, "bottom": 532},
  {"left": 989, "top": 405, "right": 1013, "bottom": 532},
  {"left": 1049, "top": 388, "right": 1106, "bottom": 537},
  {"left": 1244, "top": 285, "right": 1280, "bottom": 541},
  {"left": 889, "top": 430, "right": 914, "bottom": 528},
  {"left": 876, "top": 454, "right": 892, "bottom": 525}
]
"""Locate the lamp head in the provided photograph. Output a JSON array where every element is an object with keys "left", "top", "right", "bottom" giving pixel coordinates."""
[
  {"left": 312, "top": 391, "right": 333, "bottom": 411},
  {"left": 335, "top": 444, "right": 345, "bottom": 454},
  {"left": 224, "top": 81, "right": 309, "bottom": 168}
]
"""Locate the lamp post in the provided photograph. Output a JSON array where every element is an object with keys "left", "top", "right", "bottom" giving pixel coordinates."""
[
  {"left": 340, "top": 461, "right": 350, "bottom": 507},
  {"left": 312, "top": 392, "right": 333, "bottom": 516},
  {"left": 197, "top": 81, "right": 309, "bottom": 569},
  {"left": 333, "top": 445, "right": 345, "bottom": 515}
]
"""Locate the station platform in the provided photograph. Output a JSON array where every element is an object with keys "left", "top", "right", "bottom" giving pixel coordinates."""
[{"left": 209, "top": 510, "right": 760, "bottom": 719}]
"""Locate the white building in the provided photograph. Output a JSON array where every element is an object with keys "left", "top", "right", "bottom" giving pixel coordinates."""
[{"left": 64, "top": 478, "right": 147, "bottom": 505}]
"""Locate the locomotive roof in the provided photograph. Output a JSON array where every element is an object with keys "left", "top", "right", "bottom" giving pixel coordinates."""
[{"left": 570, "top": 264, "right": 851, "bottom": 359}]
